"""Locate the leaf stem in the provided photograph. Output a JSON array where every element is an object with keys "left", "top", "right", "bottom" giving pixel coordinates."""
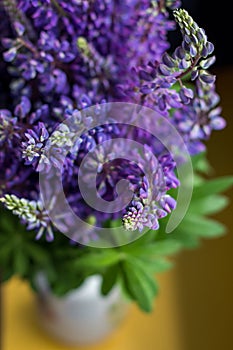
[{"left": 176, "top": 54, "right": 200, "bottom": 80}]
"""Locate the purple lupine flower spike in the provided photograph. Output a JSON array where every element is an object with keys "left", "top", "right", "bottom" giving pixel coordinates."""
[{"left": 0, "top": 1, "right": 225, "bottom": 242}]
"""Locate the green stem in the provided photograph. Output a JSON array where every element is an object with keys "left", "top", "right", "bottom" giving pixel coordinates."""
[
  {"left": 177, "top": 54, "right": 201, "bottom": 80},
  {"left": 50, "top": 0, "right": 67, "bottom": 17},
  {"left": 18, "top": 38, "right": 39, "bottom": 57},
  {"left": 2, "top": 0, "right": 36, "bottom": 39}
]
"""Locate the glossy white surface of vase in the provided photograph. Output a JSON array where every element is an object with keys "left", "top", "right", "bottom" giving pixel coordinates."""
[{"left": 35, "top": 274, "right": 128, "bottom": 345}]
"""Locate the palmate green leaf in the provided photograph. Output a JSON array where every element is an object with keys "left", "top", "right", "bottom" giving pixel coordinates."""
[
  {"left": 193, "top": 173, "right": 205, "bottom": 186},
  {"left": 168, "top": 229, "right": 200, "bottom": 249},
  {"left": 121, "top": 228, "right": 167, "bottom": 252},
  {"left": 0, "top": 209, "right": 16, "bottom": 232},
  {"left": 121, "top": 257, "right": 158, "bottom": 312},
  {"left": 51, "top": 270, "right": 85, "bottom": 297},
  {"left": 123, "top": 229, "right": 157, "bottom": 249},
  {"left": 189, "top": 195, "right": 229, "bottom": 215},
  {"left": 178, "top": 214, "right": 226, "bottom": 238},
  {"left": 139, "top": 257, "right": 174, "bottom": 273},
  {"left": 169, "top": 174, "right": 232, "bottom": 247},
  {"left": 123, "top": 239, "right": 182, "bottom": 257},
  {"left": 25, "top": 242, "right": 50, "bottom": 265},
  {"left": 73, "top": 249, "right": 120, "bottom": 270},
  {"left": 126, "top": 253, "right": 173, "bottom": 274},
  {"left": 192, "top": 176, "right": 233, "bottom": 199},
  {"left": 191, "top": 152, "right": 213, "bottom": 174},
  {"left": 101, "top": 264, "right": 119, "bottom": 296},
  {"left": 0, "top": 241, "right": 13, "bottom": 262},
  {"left": 0, "top": 208, "right": 28, "bottom": 236}
]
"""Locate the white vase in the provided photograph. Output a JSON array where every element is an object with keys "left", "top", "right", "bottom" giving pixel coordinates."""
[{"left": 35, "top": 273, "right": 129, "bottom": 346}]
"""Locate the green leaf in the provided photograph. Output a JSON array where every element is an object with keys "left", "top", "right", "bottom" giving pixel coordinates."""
[
  {"left": 168, "top": 229, "right": 200, "bottom": 249},
  {"left": 51, "top": 273, "right": 85, "bottom": 296},
  {"left": 121, "top": 257, "right": 158, "bottom": 312},
  {"left": 0, "top": 243, "right": 13, "bottom": 263},
  {"left": 139, "top": 257, "right": 174, "bottom": 273},
  {"left": 101, "top": 264, "right": 119, "bottom": 295},
  {"left": 124, "top": 239, "right": 182, "bottom": 257},
  {"left": 122, "top": 230, "right": 158, "bottom": 253},
  {"left": 25, "top": 243, "right": 50, "bottom": 265},
  {"left": 73, "top": 249, "right": 120, "bottom": 269},
  {"left": 178, "top": 215, "right": 226, "bottom": 238},
  {"left": 13, "top": 248, "right": 28, "bottom": 276},
  {"left": 192, "top": 176, "right": 233, "bottom": 199},
  {"left": 191, "top": 152, "right": 213, "bottom": 174},
  {"left": 189, "top": 195, "right": 229, "bottom": 215},
  {"left": 0, "top": 209, "right": 17, "bottom": 232}
]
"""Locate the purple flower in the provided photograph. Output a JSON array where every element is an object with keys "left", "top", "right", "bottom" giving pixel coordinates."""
[
  {"left": 0, "top": 1, "right": 226, "bottom": 242},
  {"left": 14, "top": 96, "right": 31, "bottom": 118},
  {"left": 0, "top": 110, "right": 19, "bottom": 146},
  {"left": 22, "top": 122, "right": 50, "bottom": 171},
  {"left": 172, "top": 83, "right": 226, "bottom": 154},
  {"left": 3, "top": 47, "right": 17, "bottom": 62}
]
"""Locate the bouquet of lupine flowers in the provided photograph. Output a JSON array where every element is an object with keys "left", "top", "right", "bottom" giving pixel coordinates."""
[{"left": 0, "top": 0, "right": 232, "bottom": 312}]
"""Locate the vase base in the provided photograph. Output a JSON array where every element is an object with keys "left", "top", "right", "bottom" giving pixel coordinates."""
[{"left": 36, "top": 274, "right": 129, "bottom": 346}]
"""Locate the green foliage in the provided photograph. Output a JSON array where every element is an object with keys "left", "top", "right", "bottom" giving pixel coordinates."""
[
  {"left": 0, "top": 152, "right": 232, "bottom": 312},
  {"left": 120, "top": 258, "right": 159, "bottom": 312},
  {"left": 192, "top": 177, "right": 233, "bottom": 199},
  {"left": 101, "top": 264, "right": 119, "bottom": 296}
]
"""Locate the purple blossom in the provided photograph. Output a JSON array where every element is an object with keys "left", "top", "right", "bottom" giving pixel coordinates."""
[
  {"left": 172, "top": 83, "right": 226, "bottom": 154},
  {"left": 0, "top": 110, "right": 19, "bottom": 146},
  {"left": 0, "top": 1, "right": 226, "bottom": 242},
  {"left": 22, "top": 122, "right": 50, "bottom": 171}
]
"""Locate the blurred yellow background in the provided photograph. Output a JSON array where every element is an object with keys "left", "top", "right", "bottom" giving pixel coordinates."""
[
  {"left": 173, "top": 65, "right": 233, "bottom": 350},
  {"left": 1, "top": 66, "right": 233, "bottom": 350}
]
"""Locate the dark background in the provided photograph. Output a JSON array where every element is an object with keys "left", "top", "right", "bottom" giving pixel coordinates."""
[
  {"left": 173, "top": 1, "right": 233, "bottom": 349},
  {"left": 170, "top": 0, "right": 232, "bottom": 67}
]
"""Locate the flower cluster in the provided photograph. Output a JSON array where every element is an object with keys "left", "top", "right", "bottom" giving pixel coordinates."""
[
  {"left": 0, "top": 1, "right": 225, "bottom": 242},
  {"left": 0, "top": 194, "right": 53, "bottom": 241}
]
